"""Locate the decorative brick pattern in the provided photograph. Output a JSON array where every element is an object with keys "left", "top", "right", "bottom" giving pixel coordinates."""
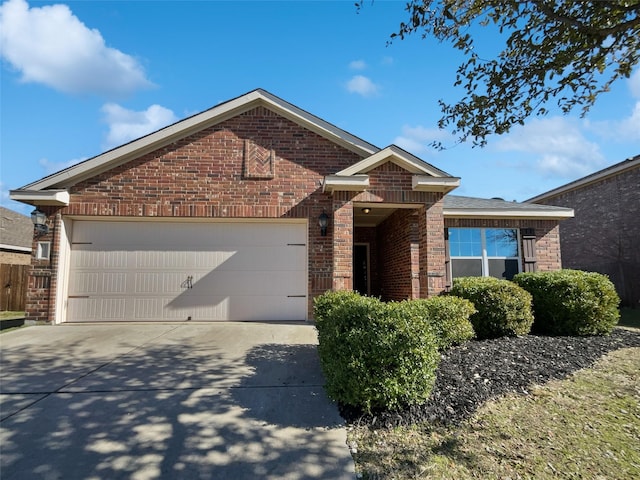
[{"left": 243, "top": 138, "right": 275, "bottom": 179}]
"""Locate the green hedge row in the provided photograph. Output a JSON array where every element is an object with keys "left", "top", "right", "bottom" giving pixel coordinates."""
[
  {"left": 449, "top": 270, "right": 620, "bottom": 338},
  {"left": 313, "top": 291, "right": 475, "bottom": 412},
  {"left": 449, "top": 276, "right": 534, "bottom": 339},
  {"left": 313, "top": 270, "right": 619, "bottom": 412},
  {"left": 513, "top": 269, "right": 620, "bottom": 335}
]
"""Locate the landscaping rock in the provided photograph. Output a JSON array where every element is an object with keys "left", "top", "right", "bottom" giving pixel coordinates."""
[{"left": 339, "top": 328, "right": 640, "bottom": 428}]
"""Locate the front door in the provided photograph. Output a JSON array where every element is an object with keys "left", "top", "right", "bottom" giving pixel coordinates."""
[{"left": 353, "top": 243, "right": 369, "bottom": 296}]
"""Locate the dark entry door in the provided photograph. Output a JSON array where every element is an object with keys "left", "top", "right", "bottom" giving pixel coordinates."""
[{"left": 353, "top": 244, "right": 369, "bottom": 295}]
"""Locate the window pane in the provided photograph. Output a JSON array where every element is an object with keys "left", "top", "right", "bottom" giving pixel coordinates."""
[
  {"left": 488, "top": 259, "right": 519, "bottom": 280},
  {"left": 486, "top": 229, "right": 518, "bottom": 257},
  {"left": 452, "top": 258, "right": 483, "bottom": 278},
  {"left": 449, "top": 228, "right": 482, "bottom": 257}
]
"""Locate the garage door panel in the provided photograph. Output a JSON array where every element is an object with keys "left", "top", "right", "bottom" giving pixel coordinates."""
[
  {"left": 219, "top": 246, "right": 306, "bottom": 271},
  {"left": 69, "top": 272, "right": 100, "bottom": 295},
  {"left": 136, "top": 251, "right": 195, "bottom": 269},
  {"left": 223, "top": 296, "right": 307, "bottom": 321},
  {"left": 102, "top": 273, "right": 128, "bottom": 294},
  {"left": 67, "top": 221, "right": 308, "bottom": 322},
  {"left": 187, "top": 271, "right": 304, "bottom": 296},
  {"left": 68, "top": 298, "right": 97, "bottom": 320}
]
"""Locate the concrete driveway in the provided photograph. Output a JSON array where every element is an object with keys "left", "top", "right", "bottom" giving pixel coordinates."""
[{"left": 0, "top": 323, "right": 355, "bottom": 479}]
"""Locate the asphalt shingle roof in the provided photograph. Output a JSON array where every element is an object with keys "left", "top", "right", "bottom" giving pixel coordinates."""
[
  {"left": 0, "top": 207, "right": 33, "bottom": 249},
  {"left": 444, "top": 195, "right": 573, "bottom": 213}
]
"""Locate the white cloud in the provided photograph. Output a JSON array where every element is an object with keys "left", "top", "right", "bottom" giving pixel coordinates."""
[
  {"left": 39, "top": 157, "right": 84, "bottom": 174},
  {"left": 102, "top": 103, "right": 178, "bottom": 148},
  {"left": 346, "top": 75, "right": 379, "bottom": 97},
  {"left": 584, "top": 68, "right": 640, "bottom": 142},
  {"left": 494, "top": 117, "right": 605, "bottom": 177},
  {"left": 349, "top": 60, "right": 366, "bottom": 70},
  {"left": 0, "top": 0, "right": 152, "bottom": 96},
  {"left": 586, "top": 103, "right": 640, "bottom": 142},
  {"left": 393, "top": 125, "right": 453, "bottom": 155},
  {"left": 616, "top": 101, "right": 640, "bottom": 141}
]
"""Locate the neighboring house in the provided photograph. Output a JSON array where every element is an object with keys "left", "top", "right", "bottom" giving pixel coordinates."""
[
  {"left": 0, "top": 207, "right": 32, "bottom": 312},
  {"left": 0, "top": 207, "right": 32, "bottom": 265},
  {"left": 528, "top": 155, "right": 640, "bottom": 308},
  {"left": 10, "top": 89, "right": 573, "bottom": 324}
]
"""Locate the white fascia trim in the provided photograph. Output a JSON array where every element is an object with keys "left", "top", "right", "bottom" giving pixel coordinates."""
[
  {"left": 412, "top": 176, "right": 461, "bottom": 192},
  {"left": 256, "top": 90, "right": 379, "bottom": 157},
  {"left": 9, "top": 189, "right": 70, "bottom": 206},
  {"left": 22, "top": 89, "right": 380, "bottom": 191},
  {"left": 336, "top": 145, "right": 451, "bottom": 177},
  {"left": 443, "top": 208, "right": 575, "bottom": 219},
  {"left": 0, "top": 244, "right": 32, "bottom": 253},
  {"left": 323, "top": 175, "right": 370, "bottom": 192}
]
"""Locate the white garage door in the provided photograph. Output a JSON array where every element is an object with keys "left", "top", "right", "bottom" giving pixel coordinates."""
[{"left": 67, "top": 221, "right": 307, "bottom": 322}]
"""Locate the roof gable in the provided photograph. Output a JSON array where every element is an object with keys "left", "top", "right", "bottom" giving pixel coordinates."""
[
  {"left": 336, "top": 145, "right": 452, "bottom": 177},
  {"left": 324, "top": 145, "right": 460, "bottom": 194},
  {"left": 19, "top": 89, "right": 380, "bottom": 192},
  {"left": 527, "top": 155, "right": 640, "bottom": 203}
]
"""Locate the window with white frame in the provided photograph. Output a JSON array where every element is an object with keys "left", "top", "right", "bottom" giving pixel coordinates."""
[
  {"left": 36, "top": 242, "right": 51, "bottom": 260},
  {"left": 448, "top": 228, "right": 521, "bottom": 280}
]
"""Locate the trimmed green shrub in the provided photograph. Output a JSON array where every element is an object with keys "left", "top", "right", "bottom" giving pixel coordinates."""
[
  {"left": 513, "top": 269, "right": 620, "bottom": 336},
  {"left": 313, "top": 291, "right": 440, "bottom": 413},
  {"left": 449, "top": 277, "right": 534, "bottom": 339},
  {"left": 399, "top": 296, "right": 476, "bottom": 350}
]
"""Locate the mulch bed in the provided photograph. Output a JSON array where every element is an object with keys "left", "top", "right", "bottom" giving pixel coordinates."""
[{"left": 340, "top": 328, "right": 640, "bottom": 428}]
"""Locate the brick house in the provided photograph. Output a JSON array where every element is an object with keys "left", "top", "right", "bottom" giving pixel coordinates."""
[
  {"left": 10, "top": 89, "right": 573, "bottom": 324},
  {"left": 528, "top": 155, "right": 639, "bottom": 308}
]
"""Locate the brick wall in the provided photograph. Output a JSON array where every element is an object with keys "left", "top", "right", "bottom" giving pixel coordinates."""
[
  {"left": 377, "top": 209, "right": 417, "bottom": 301},
  {"left": 331, "top": 193, "right": 354, "bottom": 292},
  {"left": 28, "top": 107, "right": 364, "bottom": 321},
  {"left": 535, "top": 165, "right": 640, "bottom": 307},
  {"left": 24, "top": 209, "right": 58, "bottom": 323},
  {"left": 419, "top": 196, "right": 448, "bottom": 296}
]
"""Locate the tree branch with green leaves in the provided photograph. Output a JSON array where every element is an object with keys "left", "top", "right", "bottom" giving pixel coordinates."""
[{"left": 359, "top": 0, "right": 640, "bottom": 147}]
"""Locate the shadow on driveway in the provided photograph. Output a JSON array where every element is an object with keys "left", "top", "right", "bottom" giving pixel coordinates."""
[{"left": 0, "top": 324, "right": 354, "bottom": 479}]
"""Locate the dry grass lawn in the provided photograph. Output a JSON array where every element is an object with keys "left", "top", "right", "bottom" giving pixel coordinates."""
[{"left": 349, "top": 347, "right": 640, "bottom": 479}]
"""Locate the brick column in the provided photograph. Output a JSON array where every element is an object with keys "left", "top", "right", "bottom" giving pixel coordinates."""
[
  {"left": 332, "top": 192, "right": 353, "bottom": 291},
  {"left": 418, "top": 195, "right": 447, "bottom": 297},
  {"left": 25, "top": 207, "right": 59, "bottom": 324}
]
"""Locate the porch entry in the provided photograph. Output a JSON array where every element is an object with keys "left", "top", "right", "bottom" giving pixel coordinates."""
[{"left": 353, "top": 243, "right": 369, "bottom": 296}]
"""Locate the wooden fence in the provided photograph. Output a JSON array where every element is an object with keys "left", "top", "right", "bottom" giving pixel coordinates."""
[{"left": 1, "top": 264, "right": 29, "bottom": 312}]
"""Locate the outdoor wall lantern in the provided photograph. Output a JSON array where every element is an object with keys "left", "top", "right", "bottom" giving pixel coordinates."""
[
  {"left": 361, "top": 207, "right": 371, "bottom": 214},
  {"left": 318, "top": 211, "right": 329, "bottom": 236},
  {"left": 31, "top": 208, "right": 49, "bottom": 237}
]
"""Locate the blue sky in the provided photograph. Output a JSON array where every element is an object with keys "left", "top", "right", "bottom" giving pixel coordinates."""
[{"left": 1, "top": 0, "right": 639, "bottom": 216}]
